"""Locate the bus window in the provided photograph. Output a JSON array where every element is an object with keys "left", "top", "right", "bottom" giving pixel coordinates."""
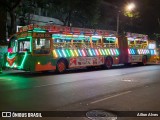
[
  {"left": 18, "top": 39, "right": 30, "bottom": 52},
  {"left": 8, "top": 35, "right": 18, "bottom": 53},
  {"left": 33, "top": 38, "right": 51, "bottom": 54},
  {"left": 103, "top": 37, "right": 116, "bottom": 48}
]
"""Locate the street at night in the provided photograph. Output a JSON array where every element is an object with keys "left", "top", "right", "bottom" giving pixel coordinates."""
[
  {"left": 1, "top": 0, "right": 160, "bottom": 120},
  {"left": 0, "top": 65, "right": 160, "bottom": 119}
]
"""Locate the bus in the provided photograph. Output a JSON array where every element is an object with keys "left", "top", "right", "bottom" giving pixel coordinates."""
[{"left": 4, "top": 24, "right": 157, "bottom": 73}]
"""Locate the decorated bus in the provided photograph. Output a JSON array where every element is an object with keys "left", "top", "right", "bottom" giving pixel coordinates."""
[
  {"left": 4, "top": 24, "right": 157, "bottom": 73},
  {"left": 118, "top": 32, "right": 157, "bottom": 65}
]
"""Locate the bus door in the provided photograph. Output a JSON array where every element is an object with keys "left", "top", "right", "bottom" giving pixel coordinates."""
[{"left": 32, "top": 35, "right": 55, "bottom": 72}]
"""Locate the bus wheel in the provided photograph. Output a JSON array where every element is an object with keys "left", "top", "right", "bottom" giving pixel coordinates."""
[
  {"left": 104, "top": 57, "right": 112, "bottom": 69},
  {"left": 56, "top": 60, "right": 66, "bottom": 73}
]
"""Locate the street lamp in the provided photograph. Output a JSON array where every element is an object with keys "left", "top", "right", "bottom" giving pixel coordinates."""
[
  {"left": 126, "top": 3, "right": 135, "bottom": 12},
  {"left": 117, "top": 3, "right": 136, "bottom": 35}
]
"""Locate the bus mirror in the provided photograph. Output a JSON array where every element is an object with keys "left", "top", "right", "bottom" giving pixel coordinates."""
[
  {"left": 37, "top": 38, "right": 40, "bottom": 45},
  {"left": 8, "top": 48, "right": 13, "bottom": 53}
]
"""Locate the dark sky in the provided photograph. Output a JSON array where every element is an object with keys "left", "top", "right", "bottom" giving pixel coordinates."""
[{"left": 102, "top": 0, "right": 160, "bottom": 36}]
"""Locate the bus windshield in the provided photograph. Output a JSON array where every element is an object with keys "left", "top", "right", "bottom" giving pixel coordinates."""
[
  {"left": 8, "top": 37, "right": 31, "bottom": 53},
  {"left": 18, "top": 38, "right": 31, "bottom": 52}
]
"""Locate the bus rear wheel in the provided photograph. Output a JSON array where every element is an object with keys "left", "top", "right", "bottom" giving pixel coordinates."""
[
  {"left": 56, "top": 60, "right": 66, "bottom": 73},
  {"left": 104, "top": 57, "right": 112, "bottom": 69}
]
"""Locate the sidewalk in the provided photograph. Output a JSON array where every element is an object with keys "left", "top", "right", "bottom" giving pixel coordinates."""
[{"left": 0, "top": 68, "right": 24, "bottom": 74}]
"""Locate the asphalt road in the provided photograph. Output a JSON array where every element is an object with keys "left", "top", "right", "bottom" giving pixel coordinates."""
[{"left": 0, "top": 64, "right": 160, "bottom": 120}]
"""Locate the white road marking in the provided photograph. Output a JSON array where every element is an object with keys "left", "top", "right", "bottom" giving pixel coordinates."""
[
  {"left": 122, "top": 79, "right": 132, "bottom": 82},
  {"left": 90, "top": 91, "right": 132, "bottom": 104}
]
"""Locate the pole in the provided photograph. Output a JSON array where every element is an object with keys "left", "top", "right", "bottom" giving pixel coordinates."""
[{"left": 117, "top": 11, "right": 120, "bottom": 35}]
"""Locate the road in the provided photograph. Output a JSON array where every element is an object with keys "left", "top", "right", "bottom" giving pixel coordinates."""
[{"left": 0, "top": 64, "right": 160, "bottom": 120}]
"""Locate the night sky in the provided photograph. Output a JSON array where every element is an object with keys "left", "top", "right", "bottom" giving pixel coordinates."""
[{"left": 103, "top": 0, "right": 160, "bottom": 36}]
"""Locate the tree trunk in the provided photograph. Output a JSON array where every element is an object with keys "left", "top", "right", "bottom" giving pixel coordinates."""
[
  {"left": 67, "top": 10, "right": 72, "bottom": 27},
  {"left": 9, "top": 10, "right": 16, "bottom": 35},
  {"left": 0, "top": 6, "right": 7, "bottom": 44}
]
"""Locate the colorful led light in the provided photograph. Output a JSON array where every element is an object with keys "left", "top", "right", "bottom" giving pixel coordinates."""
[
  {"left": 115, "top": 49, "right": 119, "bottom": 55},
  {"left": 74, "top": 50, "right": 79, "bottom": 56},
  {"left": 98, "top": 49, "right": 102, "bottom": 55},
  {"left": 57, "top": 49, "right": 62, "bottom": 57},
  {"left": 53, "top": 50, "right": 58, "bottom": 58},
  {"left": 128, "top": 49, "right": 131, "bottom": 54},
  {"left": 132, "top": 49, "right": 135, "bottom": 54},
  {"left": 130, "top": 49, "right": 133, "bottom": 54},
  {"left": 88, "top": 49, "right": 93, "bottom": 56},
  {"left": 137, "top": 49, "right": 140, "bottom": 54},
  {"left": 19, "top": 52, "right": 28, "bottom": 69},
  {"left": 104, "top": 49, "right": 108, "bottom": 55},
  {"left": 110, "top": 49, "right": 114, "bottom": 55},
  {"left": 107, "top": 49, "right": 110, "bottom": 55},
  {"left": 101, "top": 49, "right": 106, "bottom": 55},
  {"left": 70, "top": 49, "right": 74, "bottom": 57},
  {"left": 138, "top": 49, "right": 141, "bottom": 54},
  {"left": 154, "top": 50, "right": 156, "bottom": 55},
  {"left": 112, "top": 49, "right": 116, "bottom": 55},
  {"left": 78, "top": 49, "right": 82, "bottom": 56},
  {"left": 81, "top": 49, "right": 86, "bottom": 56},
  {"left": 95, "top": 49, "right": 99, "bottom": 56},
  {"left": 62, "top": 49, "right": 67, "bottom": 57},
  {"left": 92, "top": 49, "right": 96, "bottom": 56},
  {"left": 66, "top": 49, "right": 70, "bottom": 57}
]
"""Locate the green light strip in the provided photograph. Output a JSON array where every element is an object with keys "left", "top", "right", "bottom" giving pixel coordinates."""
[
  {"left": 101, "top": 49, "right": 105, "bottom": 55},
  {"left": 33, "top": 30, "right": 46, "bottom": 33},
  {"left": 66, "top": 49, "right": 71, "bottom": 57},
  {"left": 19, "top": 52, "right": 28, "bottom": 69},
  {"left": 107, "top": 49, "right": 111, "bottom": 55},
  {"left": 88, "top": 49, "right": 93, "bottom": 56},
  {"left": 104, "top": 49, "right": 108, "bottom": 55},
  {"left": 115, "top": 49, "right": 119, "bottom": 55},
  {"left": 7, "top": 52, "right": 16, "bottom": 59}
]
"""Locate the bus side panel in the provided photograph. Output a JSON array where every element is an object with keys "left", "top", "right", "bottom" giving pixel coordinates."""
[
  {"left": 30, "top": 55, "right": 56, "bottom": 72},
  {"left": 68, "top": 56, "right": 104, "bottom": 68}
]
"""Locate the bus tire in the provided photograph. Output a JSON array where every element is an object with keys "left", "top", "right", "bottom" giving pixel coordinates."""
[
  {"left": 56, "top": 59, "right": 67, "bottom": 73},
  {"left": 104, "top": 57, "right": 113, "bottom": 69}
]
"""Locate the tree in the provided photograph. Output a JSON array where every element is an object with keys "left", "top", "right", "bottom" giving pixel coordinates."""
[
  {"left": 0, "top": 0, "right": 22, "bottom": 36},
  {"left": 47, "top": 0, "right": 101, "bottom": 27},
  {"left": 0, "top": 5, "right": 7, "bottom": 44}
]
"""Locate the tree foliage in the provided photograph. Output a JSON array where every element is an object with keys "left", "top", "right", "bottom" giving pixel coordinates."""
[
  {"left": 0, "top": 0, "right": 22, "bottom": 35},
  {"left": 46, "top": 0, "right": 101, "bottom": 27}
]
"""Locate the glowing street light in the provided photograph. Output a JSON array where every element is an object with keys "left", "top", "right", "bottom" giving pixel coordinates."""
[
  {"left": 126, "top": 3, "right": 136, "bottom": 12},
  {"left": 117, "top": 3, "right": 136, "bottom": 35}
]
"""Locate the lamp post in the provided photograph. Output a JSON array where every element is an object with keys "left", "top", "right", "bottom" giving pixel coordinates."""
[
  {"left": 125, "top": 3, "right": 136, "bottom": 32},
  {"left": 116, "top": 3, "right": 136, "bottom": 35},
  {"left": 116, "top": 11, "right": 120, "bottom": 35}
]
